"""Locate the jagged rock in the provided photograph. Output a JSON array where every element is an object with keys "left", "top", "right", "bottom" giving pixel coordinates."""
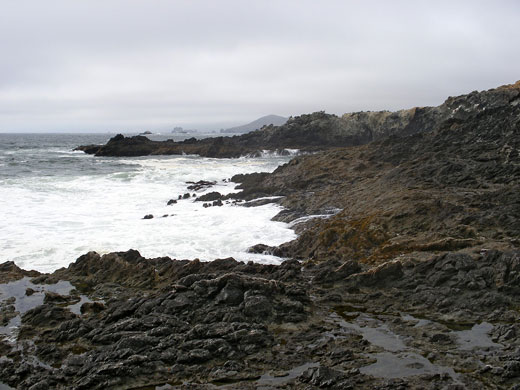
[
  {"left": 80, "top": 302, "right": 106, "bottom": 315},
  {"left": 73, "top": 144, "right": 102, "bottom": 154},
  {"left": 430, "top": 333, "right": 453, "bottom": 344},
  {"left": 350, "top": 261, "right": 403, "bottom": 287},
  {"left": 247, "top": 244, "right": 273, "bottom": 254},
  {"left": 195, "top": 192, "right": 223, "bottom": 202},
  {"left": 0, "top": 261, "right": 40, "bottom": 283},
  {"left": 43, "top": 292, "right": 80, "bottom": 305},
  {"left": 21, "top": 304, "right": 76, "bottom": 328},
  {"left": 242, "top": 293, "right": 271, "bottom": 318},
  {"left": 312, "top": 259, "right": 362, "bottom": 284},
  {"left": 0, "top": 297, "right": 16, "bottom": 326},
  {"left": 299, "top": 366, "right": 346, "bottom": 387},
  {"left": 186, "top": 180, "right": 217, "bottom": 191}
]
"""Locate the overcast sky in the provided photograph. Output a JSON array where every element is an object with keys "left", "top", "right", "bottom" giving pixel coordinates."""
[{"left": 1, "top": 0, "right": 519, "bottom": 132}]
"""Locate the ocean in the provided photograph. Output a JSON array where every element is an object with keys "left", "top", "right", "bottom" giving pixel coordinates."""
[{"left": 0, "top": 133, "right": 296, "bottom": 273}]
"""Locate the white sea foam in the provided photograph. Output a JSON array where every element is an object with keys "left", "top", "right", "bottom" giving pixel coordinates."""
[
  {"left": 241, "top": 149, "right": 301, "bottom": 158},
  {"left": 0, "top": 155, "right": 296, "bottom": 272},
  {"left": 288, "top": 208, "right": 342, "bottom": 227}
]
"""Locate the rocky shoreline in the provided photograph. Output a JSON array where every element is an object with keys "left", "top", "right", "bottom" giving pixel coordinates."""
[
  {"left": 1, "top": 81, "right": 520, "bottom": 389},
  {"left": 76, "top": 81, "right": 519, "bottom": 159},
  {"left": 2, "top": 250, "right": 520, "bottom": 389}
]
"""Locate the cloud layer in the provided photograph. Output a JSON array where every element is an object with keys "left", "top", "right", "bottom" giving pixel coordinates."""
[{"left": 1, "top": 0, "right": 519, "bottom": 132}]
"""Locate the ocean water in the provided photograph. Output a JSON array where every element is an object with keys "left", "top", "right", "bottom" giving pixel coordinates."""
[{"left": 0, "top": 133, "right": 297, "bottom": 273}]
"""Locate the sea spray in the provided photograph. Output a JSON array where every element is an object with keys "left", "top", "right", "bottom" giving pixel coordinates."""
[{"left": 0, "top": 134, "right": 296, "bottom": 272}]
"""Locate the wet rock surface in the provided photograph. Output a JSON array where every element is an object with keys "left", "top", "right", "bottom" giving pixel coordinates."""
[
  {"left": 2, "top": 250, "right": 520, "bottom": 389},
  {"left": 2, "top": 82, "right": 519, "bottom": 388},
  {"left": 0, "top": 253, "right": 311, "bottom": 389},
  {"left": 0, "top": 262, "right": 40, "bottom": 284},
  {"left": 186, "top": 180, "right": 217, "bottom": 191}
]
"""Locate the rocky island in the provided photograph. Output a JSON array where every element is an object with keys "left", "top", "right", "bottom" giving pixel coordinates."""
[{"left": 1, "top": 81, "right": 520, "bottom": 389}]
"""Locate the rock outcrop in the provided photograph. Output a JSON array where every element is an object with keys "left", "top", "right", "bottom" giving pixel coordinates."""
[
  {"left": 230, "top": 80, "right": 520, "bottom": 265},
  {"left": 2, "top": 249, "right": 520, "bottom": 389}
]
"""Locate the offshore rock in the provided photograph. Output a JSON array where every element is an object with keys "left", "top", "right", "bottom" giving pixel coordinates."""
[
  {"left": 186, "top": 180, "right": 217, "bottom": 191},
  {"left": 195, "top": 191, "right": 223, "bottom": 202}
]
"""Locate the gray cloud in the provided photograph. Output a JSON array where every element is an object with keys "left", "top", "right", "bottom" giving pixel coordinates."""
[{"left": 1, "top": 0, "right": 519, "bottom": 132}]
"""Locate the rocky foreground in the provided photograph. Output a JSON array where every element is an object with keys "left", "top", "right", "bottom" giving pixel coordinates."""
[{"left": 1, "top": 82, "right": 520, "bottom": 389}]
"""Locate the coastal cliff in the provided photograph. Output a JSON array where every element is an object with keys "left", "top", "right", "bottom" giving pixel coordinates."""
[
  {"left": 77, "top": 81, "right": 520, "bottom": 158},
  {"left": 235, "top": 81, "right": 520, "bottom": 264},
  {"left": 1, "top": 81, "right": 520, "bottom": 389}
]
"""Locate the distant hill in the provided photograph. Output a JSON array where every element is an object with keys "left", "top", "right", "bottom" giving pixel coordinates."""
[{"left": 220, "top": 115, "right": 288, "bottom": 134}]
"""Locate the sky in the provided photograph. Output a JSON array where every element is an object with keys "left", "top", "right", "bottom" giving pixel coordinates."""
[{"left": 0, "top": 0, "right": 519, "bottom": 133}]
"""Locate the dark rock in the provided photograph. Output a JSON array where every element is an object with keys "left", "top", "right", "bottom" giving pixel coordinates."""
[
  {"left": 80, "top": 302, "right": 106, "bottom": 315},
  {"left": 504, "top": 361, "right": 520, "bottom": 378},
  {"left": 430, "top": 333, "right": 453, "bottom": 344},
  {"left": 196, "top": 192, "right": 223, "bottom": 202},
  {"left": 299, "top": 366, "right": 346, "bottom": 387},
  {"left": 116, "top": 335, "right": 159, "bottom": 352},
  {"left": 0, "top": 261, "right": 40, "bottom": 283},
  {"left": 0, "top": 298, "right": 16, "bottom": 326},
  {"left": 43, "top": 292, "right": 80, "bottom": 305},
  {"left": 167, "top": 199, "right": 177, "bottom": 206},
  {"left": 312, "top": 260, "right": 362, "bottom": 284},
  {"left": 21, "top": 304, "right": 76, "bottom": 328},
  {"left": 242, "top": 294, "right": 271, "bottom": 318},
  {"left": 51, "top": 250, "right": 158, "bottom": 291},
  {"left": 73, "top": 144, "right": 102, "bottom": 154},
  {"left": 186, "top": 180, "right": 217, "bottom": 191},
  {"left": 142, "top": 214, "right": 154, "bottom": 220},
  {"left": 216, "top": 283, "right": 244, "bottom": 305},
  {"left": 177, "top": 348, "right": 212, "bottom": 364},
  {"left": 247, "top": 244, "right": 273, "bottom": 254},
  {"left": 350, "top": 261, "right": 403, "bottom": 287}
]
